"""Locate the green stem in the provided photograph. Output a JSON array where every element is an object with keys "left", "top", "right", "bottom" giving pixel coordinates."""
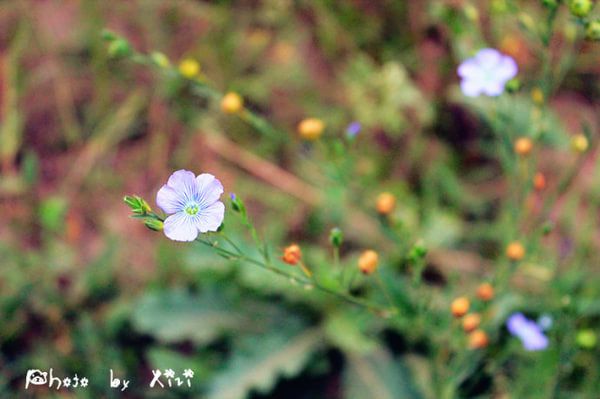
[{"left": 196, "top": 238, "right": 389, "bottom": 314}]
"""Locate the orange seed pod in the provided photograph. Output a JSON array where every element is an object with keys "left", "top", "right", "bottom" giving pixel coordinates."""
[
  {"left": 451, "top": 297, "right": 470, "bottom": 318},
  {"left": 358, "top": 250, "right": 379, "bottom": 275}
]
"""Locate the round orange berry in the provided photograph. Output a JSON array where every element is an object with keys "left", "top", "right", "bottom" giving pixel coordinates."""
[
  {"left": 358, "top": 250, "right": 379, "bottom": 275},
  {"left": 221, "top": 92, "right": 244, "bottom": 114},
  {"left": 468, "top": 329, "right": 489, "bottom": 349},
  {"left": 462, "top": 313, "right": 482, "bottom": 333},
  {"left": 298, "top": 118, "right": 325, "bottom": 141},
  {"left": 506, "top": 241, "right": 525, "bottom": 261},
  {"left": 514, "top": 137, "right": 533, "bottom": 156},
  {"left": 476, "top": 283, "right": 494, "bottom": 301},
  {"left": 282, "top": 244, "right": 302, "bottom": 265},
  {"left": 533, "top": 172, "right": 546, "bottom": 191},
  {"left": 376, "top": 192, "right": 396, "bottom": 215},
  {"left": 451, "top": 297, "right": 470, "bottom": 318}
]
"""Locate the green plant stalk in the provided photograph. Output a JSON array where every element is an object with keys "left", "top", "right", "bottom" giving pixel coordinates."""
[{"left": 197, "top": 236, "right": 391, "bottom": 315}]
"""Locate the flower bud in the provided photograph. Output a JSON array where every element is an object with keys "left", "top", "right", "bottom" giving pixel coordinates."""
[
  {"left": 144, "top": 218, "right": 164, "bottom": 231},
  {"left": 531, "top": 88, "right": 545, "bottom": 105},
  {"left": 221, "top": 92, "right": 244, "bottom": 114},
  {"left": 151, "top": 51, "right": 171, "bottom": 68},
  {"left": 229, "top": 193, "right": 246, "bottom": 214},
  {"left": 178, "top": 58, "right": 200, "bottom": 79},
  {"left": 506, "top": 241, "right": 525, "bottom": 261},
  {"left": 569, "top": 0, "right": 593, "bottom": 18},
  {"left": 576, "top": 329, "right": 597, "bottom": 349},
  {"left": 282, "top": 244, "right": 302, "bottom": 265},
  {"left": 451, "top": 297, "right": 470, "bottom": 318},
  {"left": 346, "top": 122, "right": 361, "bottom": 139},
  {"left": 101, "top": 29, "right": 118, "bottom": 41},
  {"left": 534, "top": 172, "right": 547, "bottom": 191},
  {"left": 491, "top": 0, "right": 508, "bottom": 13},
  {"left": 124, "top": 195, "right": 152, "bottom": 215},
  {"left": 505, "top": 78, "right": 521, "bottom": 93},
  {"left": 571, "top": 134, "right": 589, "bottom": 153},
  {"left": 468, "top": 330, "right": 489, "bottom": 349},
  {"left": 542, "top": 220, "right": 554, "bottom": 235},
  {"left": 464, "top": 4, "right": 479, "bottom": 21},
  {"left": 476, "top": 283, "right": 495, "bottom": 301},
  {"left": 518, "top": 13, "right": 535, "bottom": 32},
  {"left": 462, "top": 313, "right": 482, "bottom": 333},
  {"left": 376, "top": 192, "right": 396, "bottom": 215},
  {"left": 541, "top": 0, "right": 559, "bottom": 9},
  {"left": 586, "top": 20, "right": 600, "bottom": 41},
  {"left": 408, "top": 240, "right": 428, "bottom": 262},
  {"left": 329, "top": 227, "right": 343, "bottom": 248},
  {"left": 108, "top": 38, "right": 132, "bottom": 58},
  {"left": 358, "top": 250, "right": 379, "bottom": 275},
  {"left": 514, "top": 137, "right": 533, "bottom": 156},
  {"left": 298, "top": 118, "right": 325, "bottom": 141}
]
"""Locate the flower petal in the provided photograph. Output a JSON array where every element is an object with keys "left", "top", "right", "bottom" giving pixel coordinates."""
[
  {"left": 507, "top": 313, "right": 527, "bottom": 335},
  {"left": 195, "top": 173, "right": 224, "bottom": 207},
  {"left": 166, "top": 170, "right": 199, "bottom": 202},
  {"left": 156, "top": 185, "right": 184, "bottom": 214},
  {"left": 522, "top": 331, "right": 549, "bottom": 351},
  {"left": 163, "top": 212, "right": 200, "bottom": 242},
  {"left": 197, "top": 201, "right": 225, "bottom": 233},
  {"left": 460, "top": 78, "right": 483, "bottom": 97},
  {"left": 475, "top": 48, "right": 501, "bottom": 68},
  {"left": 495, "top": 55, "right": 518, "bottom": 81},
  {"left": 482, "top": 81, "right": 505, "bottom": 97},
  {"left": 457, "top": 58, "right": 483, "bottom": 79}
]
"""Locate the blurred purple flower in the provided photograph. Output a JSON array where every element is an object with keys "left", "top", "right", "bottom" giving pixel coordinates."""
[
  {"left": 230, "top": 193, "right": 236, "bottom": 201},
  {"left": 156, "top": 170, "right": 225, "bottom": 241},
  {"left": 537, "top": 314, "right": 553, "bottom": 331},
  {"left": 458, "top": 48, "right": 517, "bottom": 97},
  {"left": 346, "top": 122, "right": 361, "bottom": 138},
  {"left": 507, "top": 313, "right": 549, "bottom": 351}
]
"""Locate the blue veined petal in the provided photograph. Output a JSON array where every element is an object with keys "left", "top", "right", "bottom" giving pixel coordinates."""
[
  {"left": 166, "top": 170, "right": 199, "bottom": 203},
  {"left": 196, "top": 201, "right": 225, "bottom": 233},
  {"left": 195, "top": 173, "right": 224, "bottom": 207},
  {"left": 156, "top": 184, "right": 185, "bottom": 214},
  {"left": 163, "top": 212, "right": 200, "bottom": 242}
]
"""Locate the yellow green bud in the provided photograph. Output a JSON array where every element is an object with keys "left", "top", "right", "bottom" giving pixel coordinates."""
[
  {"left": 108, "top": 38, "right": 132, "bottom": 58},
  {"left": 576, "top": 329, "right": 597, "bottom": 349},
  {"left": 151, "top": 51, "right": 171, "bottom": 68},
  {"left": 586, "top": 20, "right": 600, "bottom": 40},
  {"left": 329, "top": 227, "right": 343, "bottom": 248},
  {"left": 569, "top": 0, "right": 593, "bottom": 18}
]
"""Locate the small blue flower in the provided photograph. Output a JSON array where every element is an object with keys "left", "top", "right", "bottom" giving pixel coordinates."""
[
  {"left": 458, "top": 48, "right": 517, "bottom": 97},
  {"left": 156, "top": 170, "right": 225, "bottom": 241},
  {"left": 537, "top": 314, "right": 553, "bottom": 331},
  {"left": 230, "top": 193, "right": 237, "bottom": 201},
  {"left": 507, "top": 313, "right": 549, "bottom": 351},
  {"left": 346, "top": 122, "right": 361, "bottom": 138}
]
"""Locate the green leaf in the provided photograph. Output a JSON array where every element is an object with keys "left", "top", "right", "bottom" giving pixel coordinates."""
[
  {"left": 132, "top": 289, "right": 245, "bottom": 345},
  {"left": 147, "top": 348, "right": 211, "bottom": 381},
  {"left": 324, "top": 310, "right": 377, "bottom": 354},
  {"left": 207, "top": 328, "right": 323, "bottom": 399},
  {"left": 344, "top": 346, "right": 425, "bottom": 399}
]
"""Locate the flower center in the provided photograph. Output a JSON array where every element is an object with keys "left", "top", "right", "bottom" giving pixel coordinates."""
[{"left": 185, "top": 202, "right": 200, "bottom": 216}]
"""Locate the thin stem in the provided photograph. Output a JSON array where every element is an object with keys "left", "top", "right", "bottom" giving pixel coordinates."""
[
  {"left": 196, "top": 238, "right": 389, "bottom": 315},
  {"left": 375, "top": 271, "right": 397, "bottom": 313}
]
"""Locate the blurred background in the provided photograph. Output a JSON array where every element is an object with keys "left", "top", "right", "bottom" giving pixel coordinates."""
[{"left": 0, "top": 0, "right": 599, "bottom": 398}]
